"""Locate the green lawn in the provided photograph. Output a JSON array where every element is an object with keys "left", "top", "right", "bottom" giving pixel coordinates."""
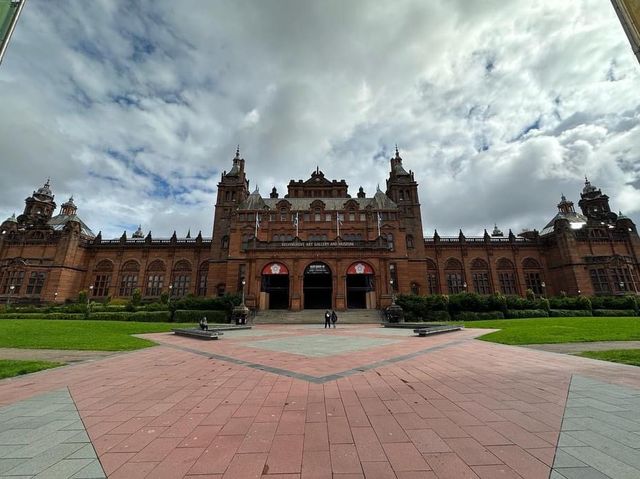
[
  {"left": 578, "top": 349, "right": 640, "bottom": 367},
  {"left": 0, "top": 320, "right": 195, "bottom": 351},
  {"left": 466, "top": 317, "right": 640, "bottom": 345},
  {"left": 0, "top": 359, "right": 64, "bottom": 379}
]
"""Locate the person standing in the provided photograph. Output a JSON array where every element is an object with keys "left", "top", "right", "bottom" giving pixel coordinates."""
[
  {"left": 324, "top": 310, "right": 331, "bottom": 329},
  {"left": 331, "top": 310, "right": 338, "bottom": 328}
]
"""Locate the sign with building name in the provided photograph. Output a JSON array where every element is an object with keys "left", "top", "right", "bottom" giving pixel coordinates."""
[{"left": 281, "top": 241, "right": 356, "bottom": 248}]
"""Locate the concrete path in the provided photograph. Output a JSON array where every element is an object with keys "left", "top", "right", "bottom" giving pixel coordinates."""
[
  {"left": 0, "top": 325, "right": 638, "bottom": 478},
  {"left": 524, "top": 340, "right": 640, "bottom": 354},
  {"left": 0, "top": 348, "right": 117, "bottom": 363}
]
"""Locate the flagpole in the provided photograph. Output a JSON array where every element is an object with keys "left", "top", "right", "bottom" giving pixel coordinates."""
[
  {"left": 0, "top": 0, "right": 26, "bottom": 66},
  {"left": 336, "top": 211, "right": 340, "bottom": 238}
]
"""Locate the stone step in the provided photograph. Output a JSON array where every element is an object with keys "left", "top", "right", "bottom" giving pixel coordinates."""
[{"left": 253, "top": 309, "right": 384, "bottom": 324}]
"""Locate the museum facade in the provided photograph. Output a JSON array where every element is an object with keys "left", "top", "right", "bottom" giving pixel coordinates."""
[{"left": 1, "top": 148, "right": 639, "bottom": 310}]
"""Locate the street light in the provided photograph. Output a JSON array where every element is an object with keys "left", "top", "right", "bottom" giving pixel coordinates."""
[
  {"left": 54, "top": 291, "right": 58, "bottom": 304},
  {"left": 88, "top": 285, "right": 93, "bottom": 312},
  {"left": 389, "top": 279, "right": 396, "bottom": 304},
  {"left": 241, "top": 279, "right": 246, "bottom": 306},
  {"left": 7, "top": 284, "right": 15, "bottom": 309},
  {"left": 619, "top": 281, "right": 625, "bottom": 292},
  {"left": 463, "top": 281, "right": 467, "bottom": 291},
  {"left": 168, "top": 284, "right": 173, "bottom": 305},
  {"left": 541, "top": 281, "right": 546, "bottom": 298}
]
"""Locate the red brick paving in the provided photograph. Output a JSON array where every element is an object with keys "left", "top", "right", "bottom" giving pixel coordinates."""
[{"left": 2, "top": 324, "right": 640, "bottom": 478}]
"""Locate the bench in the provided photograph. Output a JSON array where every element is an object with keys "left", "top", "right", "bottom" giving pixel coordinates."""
[
  {"left": 172, "top": 328, "right": 224, "bottom": 340},
  {"left": 413, "top": 328, "right": 429, "bottom": 337}
]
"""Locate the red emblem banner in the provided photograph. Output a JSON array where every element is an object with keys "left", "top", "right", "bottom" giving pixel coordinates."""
[
  {"left": 346, "top": 262, "right": 374, "bottom": 275},
  {"left": 262, "top": 262, "right": 289, "bottom": 275}
]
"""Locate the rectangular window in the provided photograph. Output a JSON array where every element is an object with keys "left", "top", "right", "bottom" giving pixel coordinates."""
[
  {"left": 2, "top": 270, "right": 25, "bottom": 294},
  {"left": 610, "top": 267, "right": 633, "bottom": 292},
  {"left": 426, "top": 273, "right": 438, "bottom": 295},
  {"left": 389, "top": 263, "right": 399, "bottom": 292},
  {"left": 498, "top": 272, "right": 517, "bottom": 294},
  {"left": 525, "top": 272, "right": 543, "bottom": 295},
  {"left": 119, "top": 274, "right": 138, "bottom": 297},
  {"left": 590, "top": 268, "right": 609, "bottom": 294},
  {"left": 349, "top": 212, "right": 355, "bottom": 221},
  {"left": 146, "top": 274, "right": 164, "bottom": 296},
  {"left": 26, "top": 272, "right": 46, "bottom": 295},
  {"left": 172, "top": 274, "right": 191, "bottom": 297},
  {"left": 325, "top": 213, "right": 331, "bottom": 222},
  {"left": 446, "top": 273, "right": 464, "bottom": 294},
  {"left": 359, "top": 213, "right": 366, "bottom": 222},
  {"left": 197, "top": 271, "right": 207, "bottom": 296},
  {"left": 472, "top": 272, "right": 491, "bottom": 294},
  {"left": 303, "top": 213, "right": 310, "bottom": 222},
  {"left": 315, "top": 213, "right": 321, "bottom": 221},
  {"left": 93, "top": 275, "right": 111, "bottom": 297}
]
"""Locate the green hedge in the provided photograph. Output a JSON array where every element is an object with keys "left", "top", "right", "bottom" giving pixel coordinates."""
[
  {"left": 590, "top": 296, "right": 638, "bottom": 311},
  {"left": 548, "top": 296, "right": 592, "bottom": 311},
  {"left": 549, "top": 309, "right": 592, "bottom": 317},
  {"left": 505, "top": 309, "right": 549, "bottom": 319},
  {"left": 0, "top": 312, "right": 84, "bottom": 320},
  {"left": 592, "top": 309, "right": 637, "bottom": 317},
  {"left": 505, "top": 296, "right": 550, "bottom": 311},
  {"left": 172, "top": 310, "right": 228, "bottom": 323},
  {"left": 90, "top": 311, "right": 171, "bottom": 322},
  {"left": 453, "top": 311, "right": 505, "bottom": 321}
]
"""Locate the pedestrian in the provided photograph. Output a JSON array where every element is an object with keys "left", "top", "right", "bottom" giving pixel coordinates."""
[
  {"left": 199, "top": 316, "right": 208, "bottom": 331},
  {"left": 331, "top": 310, "right": 338, "bottom": 328},
  {"left": 324, "top": 310, "right": 331, "bottom": 329}
]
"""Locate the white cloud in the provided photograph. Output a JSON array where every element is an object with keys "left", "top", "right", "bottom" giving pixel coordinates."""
[{"left": 0, "top": 0, "right": 638, "bottom": 238}]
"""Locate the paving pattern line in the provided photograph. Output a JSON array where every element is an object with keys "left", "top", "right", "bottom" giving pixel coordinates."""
[{"left": 161, "top": 337, "right": 471, "bottom": 384}]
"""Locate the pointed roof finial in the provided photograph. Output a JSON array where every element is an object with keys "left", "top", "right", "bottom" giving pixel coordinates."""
[
  {"left": 45, "top": 177, "right": 50, "bottom": 187},
  {"left": 316, "top": 165, "right": 319, "bottom": 174},
  {"left": 235, "top": 145, "right": 240, "bottom": 159}
]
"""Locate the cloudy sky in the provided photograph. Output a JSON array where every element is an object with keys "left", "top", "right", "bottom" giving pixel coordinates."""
[{"left": 1, "top": 0, "right": 639, "bottom": 238}]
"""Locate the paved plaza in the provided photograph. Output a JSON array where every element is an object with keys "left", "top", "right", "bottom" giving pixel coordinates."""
[{"left": 1, "top": 325, "right": 640, "bottom": 478}]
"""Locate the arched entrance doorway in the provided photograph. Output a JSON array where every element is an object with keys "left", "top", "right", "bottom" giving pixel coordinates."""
[
  {"left": 304, "top": 262, "right": 332, "bottom": 309},
  {"left": 346, "top": 262, "right": 375, "bottom": 309},
  {"left": 261, "top": 262, "right": 289, "bottom": 309}
]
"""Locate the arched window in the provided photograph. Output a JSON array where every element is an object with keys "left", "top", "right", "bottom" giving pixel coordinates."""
[
  {"left": 445, "top": 258, "right": 464, "bottom": 294},
  {"left": 197, "top": 261, "right": 209, "bottom": 296},
  {"left": 426, "top": 258, "right": 438, "bottom": 294},
  {"left": 1, "top": 267, "right": 25, "bottom": 295},
  {"left": 386, "top": 233, "right": 394, "bottom": 251},
  {"left": 119, "top": 260, "right": 140, "bottom": 297},
  {"left": 216, "top": 283, "right": 226, "bottom": 297},
  {"left": 221, "top": 235, "right": 229, "bottom": 249},
  {"left": 146, "top": 260, "right": 165, "bottom": 296},
  {"left": 496, "top": 258, "right": 517, "bottom": 294},
  {"left": 522, "top": 258, "right": 544, "bottom": 295},
  {"left": 470, "top": 258, "right": 491, "bottom": 294},
  {"left": 26, "top": 271, "right": 46, "bottom": 295},
  {"left": 92, "top": 260, "right": 113, "bottom": 297},
  {"left": 171, "top": 260, "right": 192, "bottom": 297}
]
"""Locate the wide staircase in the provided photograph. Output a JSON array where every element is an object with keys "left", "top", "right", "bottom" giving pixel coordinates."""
[{"left": 253, "top": 309, "right": 385, "bottom": 324}]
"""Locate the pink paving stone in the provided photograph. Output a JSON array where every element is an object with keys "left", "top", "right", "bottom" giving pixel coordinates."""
[
  {"left": 221, "top": 452, "right": 268, "bottom": 479},
  {"left": 179, "top": 425, "right": 222, "bottom": 448},
  {"left": 472, "top": 464, "right": 523, "bottom": 479},
  {"left": 266, "top": 434, "right": 304, "bottom": 474},
  {"left": 219, "top": 416, "right": 255, "bottom": 435},
  {"left": 99, "top": 452, "right": 137, "bottom": 476},
  {"left": 130, "top": 436, "right": 183, "bottom": 463},
  {"left": 239, "top": 422, "right": 279, "bottom": 453},
  {"left": 188, "top": 435, "right": 243, "bottom": 475},
  {"left": 276, "top": 410, "right": 306, "bottom": 435},
  {"left": 109, "top": 426, "right": 167, "bottom": 453},
  {"left": 406, "top": 428, "right": 452, "bottom": 454},
  {"left": 351, "top": 427, "right": 387, "bottom": 462},
  {"left": 368, "top": 415, "right": 410, "bottom": 443},
  {"left": 302, "top": 421, "right": 329, "bottom": 452},
  {"left": 444, "top": 437, "right": 502, "bottom": 466},
  {"left": 301, "top": 450, "right": 332, "bottom": 479},
  {"left": 423, "top": 452, "right": 480, "bottom": 479},
  {"left": 148, "top": 447, "right": 205, "bottom": 479},
  {"left": 330, "top": 443, "right": 362, "bottom": 474},
  {"left": 328, "top": 416, "right": 354, "bottom": 444},
  {"left": 109, "top": 460, "right": 159, "bottom": 479},
  {"left": 382, "top": 442, "right": 431, "bottom": 472},
  {"left": 396, "top": 472, "right": 438, "bottom": 479},
  {"left": 487, "top": 445, "right": 550, "bottom": 479},
  {"left": 360, "top": 461, "right": 397, "bottom": 479}
]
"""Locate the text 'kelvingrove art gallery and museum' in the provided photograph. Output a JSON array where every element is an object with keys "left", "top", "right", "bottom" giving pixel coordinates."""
[{"left": 0, "top": 148, "right": 639, "bottom": 310}]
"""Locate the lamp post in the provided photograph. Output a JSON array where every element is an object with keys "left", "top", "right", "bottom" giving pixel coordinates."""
[
  {"left": 88, "top": 285, "right": 93, "bottom": 314},
  {"left": 54, "top": 291, "right": 58, "bottom": 304},
  {"left": 168, "top": 284, "right": 173, "bottom": 305},
  {"left": 7, "top": 284, "right": 15, "bottom": 309},
  {"left": 619, "top": 281, "right": 625, "bottom": 293},
  {"left": 463, "top": 281, "right": 467, "bottom": 292},
  {"left": 241, "top": 279, "right": 246, "bottom": 307},
  {"left": 541, "top": 281, "right": 546, "bottom": 298},
  {"left": 389, "top": 279, "right": 396, "bottom": 304}
]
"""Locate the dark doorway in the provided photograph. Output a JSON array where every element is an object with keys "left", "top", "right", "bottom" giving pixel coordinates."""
[
  {"left": 304, "top": 262, "right": 332, "bottom": 309},
  {"left": 262, "top": 274, "right": 289, "bottom": 309},
  {"left": 346, "top": 274, "right": 374, "bottom": 309}
]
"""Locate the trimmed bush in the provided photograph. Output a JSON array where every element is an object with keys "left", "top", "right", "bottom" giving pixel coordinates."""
[
  {"left": 505, "top": 296, "right": 549, "bottom": 311},
  {"left": 173, "top": 310, "right": 228, "bottom": 323},
  {"left": 168, "top": 294, "right": 241, "bottom": 313},
  {"left": 454, "top": 311, "right": 505, "bottom": 321},
  {"left": 549, "top": 309, "right": 592, "bottom": 317},
  {"left": 90, "top": 311, "right": 171, "bottom": 322},
  {"left": 505, "top": 309, "right": 549, "bottom": 319},
  {"left": 548, "top": 296, "right": 592, "bottom": 311},
  {"left": 590, "top": 296, "right": 638, "bottom": 311},
  {"left": 0, "top": 312, "right": 83, "bottom": 320},
  {"left": 424, "top": 310, "right": 452, "bottom": 322},
  {"left": 592, "top": 309, "right": 637, "bottom": 317}
]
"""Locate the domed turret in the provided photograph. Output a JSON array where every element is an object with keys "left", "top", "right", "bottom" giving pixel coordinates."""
[
  {"left": 132, "top": 224, "right": 144, "bottom": 238},
  {"left": 34, "top": 178, "right": 54, "bottom": 201},
  {"left": 60, "top": 196, "right": 77, "bottom": 216}
]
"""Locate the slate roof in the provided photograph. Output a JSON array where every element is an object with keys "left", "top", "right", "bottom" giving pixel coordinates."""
[{"left": 48, "top": 213, "right": 95, "bottom": 238}]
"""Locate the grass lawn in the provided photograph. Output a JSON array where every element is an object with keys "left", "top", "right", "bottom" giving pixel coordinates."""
[
  {"left": 0, "top": 320, "right": 197, "bottom": 351},
  {"left": 0, "top": 359, "right": 64, "bottom": 379},
  {"left": 466, "top": 317, "right": 640, "bottom": 345},
  {"left": 578, "top": 349, "right": 640, "bottom": 367}
]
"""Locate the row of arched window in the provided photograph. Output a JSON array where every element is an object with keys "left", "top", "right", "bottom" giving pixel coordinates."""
[
  {"left": 91, "top": 259, "right": 209, "bottom": 298},
  {"left": 422, "top": 257, "right": 544, "bottom": 295}
]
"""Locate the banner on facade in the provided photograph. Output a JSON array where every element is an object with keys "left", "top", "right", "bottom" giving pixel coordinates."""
[
  {"left": 346, "top": 262, "right": 374, "bottom": 275},
  {"left": 0, "top": 0, "right": 25, "bottom": 65},
  {"left": 261, "top": 262, "right": 289, "bottom": 275}
]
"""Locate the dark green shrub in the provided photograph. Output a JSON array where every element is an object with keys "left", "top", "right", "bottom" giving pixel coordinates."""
[
  {"left": 505, "top": 296, "right": 548, "bottom": 310},
  {"left": 592, "top": 309, "right": 637, "bottom": 317},
  {"left": 424, "top": 310, "right": 452, "bottom": 322},
  {"left": 548, "top": 296, "right": 591, "bottom": 310},
  {"left": 549, "top": 309, "right": 592, "bottom": 317},
  {"left": 89, "top": 311, "right": 171, "bottom": 322},
  {"left": 448, "top": 293, "right": 488, "bottom": 313},
  {"left": 505, "top": 309, "right": 549, "bottom": 318},
  {"left": 0, "top": 312, "right": 83, "bottom": 320},
  {"left": 168, "top": 294, "right": 241, "bottom": 313},
  {"left": 487, "top": 293, "right": 508, "bottom": 313},
  {"left": 591, "top": 296, "right": 638, "bottom": 311},
  {"left": 454, "top": 311, "right": 505, "bottom": 321},
  {"left": 173, "top": 310, "right": 228, "bottom": 323}
]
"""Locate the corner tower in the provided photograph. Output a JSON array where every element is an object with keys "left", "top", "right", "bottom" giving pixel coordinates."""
[{"left": 385, "top": 147, "right": 425, "bottom": 257}]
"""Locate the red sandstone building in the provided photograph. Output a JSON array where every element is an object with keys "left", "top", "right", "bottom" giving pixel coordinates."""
[{"left": 1, "top": 149, "right": 639, "bottom": 309}]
